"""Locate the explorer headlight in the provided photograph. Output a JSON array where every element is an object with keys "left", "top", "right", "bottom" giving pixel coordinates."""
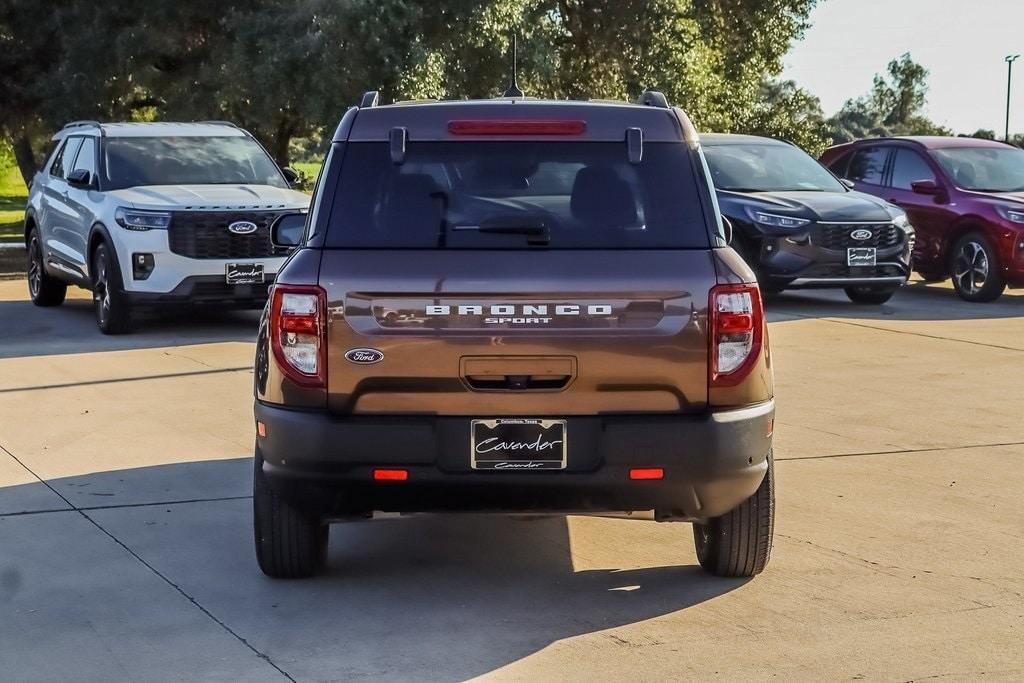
[
  {"left": 744, "top": 208, "right": 810, "bottom": 229},
  {"left": 115, "top": 207, "right": 171, "bottom": 231}
]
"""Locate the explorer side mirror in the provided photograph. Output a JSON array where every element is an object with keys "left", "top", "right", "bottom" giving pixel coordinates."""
[
  {"left": 66, "top": 168, "right": 92, "bottom": 188},
  {"left": 841, "top": 178, "right": 855, "bottom": 189},
  {"left": 281, "top": 167, "right": 299, "bottom": 185},
  {"left": 271, "top": 213, "right": 306, "bottom": 248},
  {"left": 911, "top": 179, "right": 943, "bottom": 196},
  {"left": 721, "top": 216, "right": 734, "bottom": 245}
]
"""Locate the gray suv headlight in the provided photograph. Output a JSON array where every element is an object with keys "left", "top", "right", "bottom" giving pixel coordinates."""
[{"left": 115, "top": 207, "right": 172, "bottom": 231}]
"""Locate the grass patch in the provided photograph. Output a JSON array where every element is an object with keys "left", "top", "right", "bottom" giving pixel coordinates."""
[{"left": 0, "top": 164, "right": 28, "bottom": 243}]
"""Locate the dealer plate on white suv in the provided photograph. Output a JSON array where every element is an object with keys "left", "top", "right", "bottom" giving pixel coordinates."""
[{"left": 471, "top": 419, "right": 567, "bottom": 470}]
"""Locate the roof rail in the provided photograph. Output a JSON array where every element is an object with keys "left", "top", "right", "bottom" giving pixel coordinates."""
[
  {"left": 360, "top": 91, "right": 380, "bottom": 108},
  {"left": 62, "top": 120, "right": 105, "bottom": 136},
  {"left": 636, "top": 90, "right": 669, "bottom": 108},
  {"left": 198, "top": 120, "right": 240, "bottom": 128}
]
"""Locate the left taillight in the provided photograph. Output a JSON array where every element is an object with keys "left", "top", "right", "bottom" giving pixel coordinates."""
[
  {"left": 709, "top": 283, "right": 763, "bottom": 387},
  {"left": 270, "top": 284, "right": 327, "bottom": 387}
]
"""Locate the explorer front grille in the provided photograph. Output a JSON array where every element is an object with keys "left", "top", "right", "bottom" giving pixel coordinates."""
[
  {"left": 813, "top": 223, "right": 902, "bottom": 250},
  {"left": 168, "top": 211, "right": 287, "bottom": 259}
]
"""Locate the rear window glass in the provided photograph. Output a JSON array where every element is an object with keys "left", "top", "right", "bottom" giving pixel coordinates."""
[{"left": 323, "top": 142, "right": 710, "bottom": 249}]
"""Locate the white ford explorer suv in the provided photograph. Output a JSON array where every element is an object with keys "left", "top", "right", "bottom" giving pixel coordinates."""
[{"left": 24, "top": 121, "right": 311, "bottom": 333}]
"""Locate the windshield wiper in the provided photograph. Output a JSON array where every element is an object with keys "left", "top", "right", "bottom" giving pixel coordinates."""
[{"left": 455, "top": 216, "right": 551, "bottom": 245}]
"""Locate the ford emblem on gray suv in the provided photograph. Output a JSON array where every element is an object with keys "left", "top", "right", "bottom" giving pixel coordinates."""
[
  {"left": 344, "top": 348, "right": 384, "bottom": 364},
  {"left": 228, "top": 220, "right": 259, "bottom": 235},
  {"left": 850, "top": 229, "right": 873, "bottom": 240}
]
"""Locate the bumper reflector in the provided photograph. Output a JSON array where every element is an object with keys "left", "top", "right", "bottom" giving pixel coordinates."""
[
  {"left": 256, "top": 421, "right": 266, "bottom": 437},
  {"left": 373, "top": 469, "right": 409, "bottom": 482},
  {"left": 629, "top": 468, "right": 664, "bottom": 481}
]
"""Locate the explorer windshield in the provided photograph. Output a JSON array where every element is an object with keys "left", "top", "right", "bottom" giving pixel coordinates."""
[
  {"left": 103, "top": 136, "right": 288, "bottom": 190},
  {"left": 704, "top": 143, "right": 846, "bottom": 193},
  {"left": 323, "top": 141, "right": 711, "bottom": 249}
]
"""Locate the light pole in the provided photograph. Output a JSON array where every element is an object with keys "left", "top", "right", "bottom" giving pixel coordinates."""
[{"left": 1007, "top": 55, "right": 1021, "bottom": 143}]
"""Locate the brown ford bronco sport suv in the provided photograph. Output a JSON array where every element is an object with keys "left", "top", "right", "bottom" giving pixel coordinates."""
[{"left": 253, "top": 90, "right": 775, "bottom": 579}]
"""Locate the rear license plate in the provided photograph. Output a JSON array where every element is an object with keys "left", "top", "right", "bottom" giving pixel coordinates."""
[
  {"left": 847, "top": 247, "right": 876, "bottom": 267},
  {"left": 226, "top": 263, "right": 264, "bottom": 284},
  {"left": 471, "top": 419, "right": 567, "bottom": 470}
]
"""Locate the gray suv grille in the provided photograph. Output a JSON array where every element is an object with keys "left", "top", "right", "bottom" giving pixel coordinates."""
[
  {"left": 168, "top": 211, "right": 285, "bottom": 259},
  {"left": 814, "top": 223, "right": 902, "bottom": 250}
]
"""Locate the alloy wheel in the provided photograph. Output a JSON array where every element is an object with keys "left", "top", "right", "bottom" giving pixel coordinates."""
[
  {"left": 93, "top": 254, "right": 110, "bottom": 324},
  {"left": 28, "top": 237, "right": 42, "bottom": 297},
  {"left": 952, "top": 240, "right": 988, "bottom": 296}
]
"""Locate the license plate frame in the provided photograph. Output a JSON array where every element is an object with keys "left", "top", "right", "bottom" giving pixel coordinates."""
[
  {"left": 471, "top": 418, "right": 567, "bottom": 471},
  {"left": 847, "top": 247, "right": 877, "bottom": 267},
  {"left": 225, "top": 263, "right": 265, "bottom": 284}
]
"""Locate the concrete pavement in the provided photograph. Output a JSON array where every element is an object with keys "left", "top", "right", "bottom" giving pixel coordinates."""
[{"left": 0, "top": 278, "right": 1022, "bottom": 681}]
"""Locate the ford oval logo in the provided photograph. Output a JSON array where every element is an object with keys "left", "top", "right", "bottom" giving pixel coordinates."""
[
  {"left": 228, "top": 221, "right": 258, "bottom": 235},
  {"left": 850, "top": 229, "right": 873, "bottom": 241},
  {"left": 345, "top": 348, "right": 384, "bottom": 365}
]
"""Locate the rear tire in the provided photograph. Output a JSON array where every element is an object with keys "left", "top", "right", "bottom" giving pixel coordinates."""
[
  {"left": 26, "top": 229, "right": 67, "bottom": 307},
  {"left": 844, "top": 285, "right": 897, "bottom": 305},
  {"left": 91, "top": 241, "right": 133, "bottom": 334},
  {"left": 950, "top": 232, "right": 1005, "bottom": 302},
  {"left": 693, "top": 450, "right": 774, "bottom": 578},
  {"left": 253, "top": 448, "right": 328, "bottom": 579}
]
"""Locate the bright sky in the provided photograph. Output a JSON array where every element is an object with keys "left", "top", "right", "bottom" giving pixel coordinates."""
[{"left": 782, "top": 0, "right": 1024, "bottom": 135}]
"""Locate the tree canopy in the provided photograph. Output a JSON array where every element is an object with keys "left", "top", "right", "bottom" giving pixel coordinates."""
[
  {"left": 827, "top": 53, "right": 951, "bottom": 144},
  {"left": 3, "top": 0, "right": 826, "bottom": 187}
]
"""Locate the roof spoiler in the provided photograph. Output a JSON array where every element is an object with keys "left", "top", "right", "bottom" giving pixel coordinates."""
[{"left": 62, "top": 121, "right": 105, "bottom": 136}]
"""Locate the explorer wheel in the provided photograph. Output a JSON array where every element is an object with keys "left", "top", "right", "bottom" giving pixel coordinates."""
[
  {"left": 693, "top": 450, "right": 774, "bottom": 577},
  {"left": 950, "top": 233, "right": 1005, "bottom": 302},
  {"left": 27, "top": 230, "right": 67, "bottom": 306},
  {"left": 844, "top": 285, "right": 897, "bottom": 305},
  {"left": 253, "top": 447, "right": 328, "bottom": 578},
  {"left": 91, "top": 242, "right": 133, "bottom": 334}
]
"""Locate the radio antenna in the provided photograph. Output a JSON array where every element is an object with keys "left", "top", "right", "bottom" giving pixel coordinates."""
[{"left": 502, "top": 34, "right": 524, "bottom": 98}]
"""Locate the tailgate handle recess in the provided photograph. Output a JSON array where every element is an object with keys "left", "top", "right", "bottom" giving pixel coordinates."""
[{"left": 461, "top": 356, "right": 576, "bottom": 392}]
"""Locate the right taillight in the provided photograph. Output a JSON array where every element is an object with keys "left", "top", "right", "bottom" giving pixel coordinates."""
[
  {"left": 709, "top": 283, "right": 763, "bottom": 387},
  {"left": 270, "top": 284, "right": 326, "bottom": 387}
]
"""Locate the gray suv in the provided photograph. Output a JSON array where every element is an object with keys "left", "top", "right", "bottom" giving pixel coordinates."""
[{"left": 252, "top": 91, "right": 776, "bottom": 580}]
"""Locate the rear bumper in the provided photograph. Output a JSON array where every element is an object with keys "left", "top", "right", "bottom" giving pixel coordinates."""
[{"left": 254, "top": 400, "right": 775, "bottom": 521}]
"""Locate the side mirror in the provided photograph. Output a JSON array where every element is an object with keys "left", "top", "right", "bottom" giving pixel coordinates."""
[
  {"left": 281, "top": 167, "right": 299, "bottom": 185},
  {"left": 841, "top": 178, "right": 856, "bottom": 189},
  {"left": 67, "top": 169, "right": 92, "bottom": 188},
  {"left": 271, "top": 213, "right": 306, "bottom": 248},
  {"left": 911, "top": 179, "right": 943, "bottom": 195},
  {"left": 721, "top": 216, "right": 734, "bottom": 245}
]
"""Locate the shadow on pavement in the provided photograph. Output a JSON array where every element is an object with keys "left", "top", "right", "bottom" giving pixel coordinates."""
[
  {"left": 0, "top": 458, "right": 742, "bottom": 679},
  {"left": 766, "top": 280, "right": 1024, "bottom": 323},
  {"left": 0, "top": 298, "right": 261, "bottom": 359}
]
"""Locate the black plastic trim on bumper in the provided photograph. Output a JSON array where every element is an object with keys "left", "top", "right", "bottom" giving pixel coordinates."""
[
  {"left": 125, "top": 275, "right": 275, "bottom": 306},
  {"left": 254, "top": 401, "right": 775, "bottom": 521}
]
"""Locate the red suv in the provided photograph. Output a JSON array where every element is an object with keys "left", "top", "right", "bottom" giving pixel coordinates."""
[{"left": 821, "top": 137, "right": 1024, "bottom": 302}]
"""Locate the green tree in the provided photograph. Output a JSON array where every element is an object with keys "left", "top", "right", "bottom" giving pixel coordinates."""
[{"left": 827, "top": 54, "right": 950, "bottom": 144}]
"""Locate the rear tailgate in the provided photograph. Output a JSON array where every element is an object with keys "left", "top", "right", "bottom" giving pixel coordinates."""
[{"left": 321, "top": 249, "right": 713, "bottom": 415}]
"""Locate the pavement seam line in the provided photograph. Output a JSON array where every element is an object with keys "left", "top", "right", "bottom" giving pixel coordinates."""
[
  {"left": 0, "top": 494, "right": 253, "bottom": 519},
  {"left": 0, "top": 366, "right": 251, "bottom": 394},
  {"left": 781, "top": 312, "right": 1024, "bottom": 353},
  {"left": 0, "top": 442, "right": 293, "bottom": 682},
  {"left": 775, "top": 440, "right": 1024, "bottom": 462}
]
